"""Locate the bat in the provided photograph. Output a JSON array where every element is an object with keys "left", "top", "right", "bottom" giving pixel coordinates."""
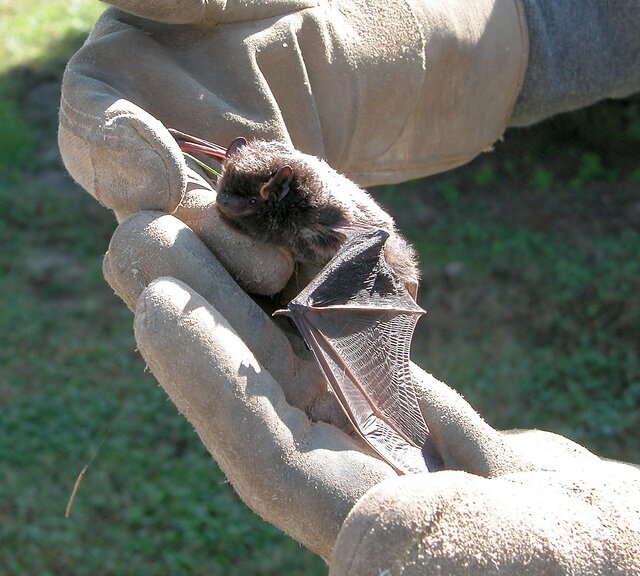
[
  {"left": 169, "top": 129, "right": 441, "bottom": 473},
  {"left": 275, "top": 228, "right": 441, "bottom": 473},
  {"left": 169, "top": 129, "right": 419, "bottom": 298}
]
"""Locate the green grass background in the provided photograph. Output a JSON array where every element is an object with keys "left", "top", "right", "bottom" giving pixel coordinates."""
[{"left": 1, "top": 1, "right": 638, "bottom": 574}]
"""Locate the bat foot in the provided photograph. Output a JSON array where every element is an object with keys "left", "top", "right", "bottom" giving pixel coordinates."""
[{"left": 406, "top": 282, "right": 418, "bottom": 301}]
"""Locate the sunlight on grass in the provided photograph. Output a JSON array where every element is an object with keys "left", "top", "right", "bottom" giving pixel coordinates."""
[
  {"left": 0, "top": 99, "right": 34, "bottom": 172},
  {"left": 0, "top": 0, "right": 104, "bottom": 72}
]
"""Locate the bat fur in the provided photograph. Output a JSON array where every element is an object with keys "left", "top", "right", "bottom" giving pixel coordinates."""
[{"left": 215, "top": 140, "right": 420, "bottom": 297}]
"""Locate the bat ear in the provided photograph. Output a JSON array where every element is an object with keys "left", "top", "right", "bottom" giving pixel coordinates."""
[
  {"left": 225, "top": 137, "right": 247, "bottom": 159},
  {"left": 260, "top": 165, "right": 294, "bottom": 201}
]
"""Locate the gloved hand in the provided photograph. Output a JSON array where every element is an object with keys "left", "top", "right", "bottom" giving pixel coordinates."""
[
  {"left": 60, "top": 2, "right": 640, "bottom": 573},
  {"left": 104, "top": 210, "right": 640, "bottom": 573},
  {"left": 59, "top": 0, "right": 527, "bottom": 216}
]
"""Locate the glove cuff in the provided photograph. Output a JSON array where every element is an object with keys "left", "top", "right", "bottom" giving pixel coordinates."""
[{"left": 344, "top": 0, "right": 529, "bottom": 185}]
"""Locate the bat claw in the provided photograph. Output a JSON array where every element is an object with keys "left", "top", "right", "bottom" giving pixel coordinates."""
[{"left": 272, "top": 308, "right": 291, "bottom": 317}]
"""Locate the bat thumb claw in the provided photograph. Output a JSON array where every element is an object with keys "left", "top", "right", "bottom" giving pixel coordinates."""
[{"left": 272, "top": 308, "right": 291, "bottom": 318}]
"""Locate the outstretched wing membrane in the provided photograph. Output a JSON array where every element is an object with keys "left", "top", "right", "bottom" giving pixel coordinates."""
[{"left": 281, "top": 230, "right": 440, "bottom": 474}]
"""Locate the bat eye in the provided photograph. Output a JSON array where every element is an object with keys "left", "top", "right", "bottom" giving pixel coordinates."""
[{"left": 249, "top": 198, "right": 257, "bottom": 205}]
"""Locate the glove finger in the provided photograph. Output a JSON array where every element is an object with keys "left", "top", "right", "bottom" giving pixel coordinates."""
[
  {"left": 410, "top": 365, "right": 529, "bottom": 476},
  {"left": 411, "top": 365, "right": 605, "bottom": 477},
  {"left": 60, "top": 9, "right": 193, "bottom": 216},
  {"left": 134, "top": 277, "right": 394, "bottom": 558},
  {"left": 59, "top": 76, "right": 187, "bottom": 217},
  {"left": 104, "top": 210, "right": 345, "bottom": 419}
]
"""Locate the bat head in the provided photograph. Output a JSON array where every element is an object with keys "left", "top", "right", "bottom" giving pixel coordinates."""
[
  {"left": 216, "top": 163, "right": 295, "bottom": 220},
  {"left": 168, "top": 131, "right": 300, "bottom": 222},
  {"left": 216, "top": 140, "right": 305, "bottom": 232}
]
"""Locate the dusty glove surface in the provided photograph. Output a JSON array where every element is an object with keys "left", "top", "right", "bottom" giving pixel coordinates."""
[
  {"left": 103, "top": 211, "right": 640, "bottom": 569},
  {"left": 330, "top": 466, "right": 640, "bottom": 575},
  {"left": 59, "top": 0, "right": 528, "bottom": 205}
]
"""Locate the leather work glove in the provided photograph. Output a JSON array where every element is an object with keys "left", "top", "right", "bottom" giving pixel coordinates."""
[
  {"left": 59, "top": 1, "right": 640, "bottom": 574},
  {"left": 104, "top": 210, "right": 640, "bottom": 573},
  {"left": 59, "top": 0, "right": 527, "bottom": 216}
]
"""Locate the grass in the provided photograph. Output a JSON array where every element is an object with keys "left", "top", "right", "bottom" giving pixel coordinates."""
[{"left": 1, "top": 2, "right": 639, "bottom": 574}]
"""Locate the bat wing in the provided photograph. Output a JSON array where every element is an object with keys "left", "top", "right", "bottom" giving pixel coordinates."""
[
  {"left": 168, "top": 128, "right": 228, "bottom": 160},
  {"left": 280, "top": 230, "right": 440, "bottom": 474}
]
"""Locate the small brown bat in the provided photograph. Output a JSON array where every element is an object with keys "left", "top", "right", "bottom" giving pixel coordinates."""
[
  {"left": 276, "top": 228, "right": 442, "bottom": 473},
  {"left": 169, "top": 129, "right": 419, "bottom": 298},
  {"left": 169, "top": 129, "right": 440, "bottom": 473}
]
